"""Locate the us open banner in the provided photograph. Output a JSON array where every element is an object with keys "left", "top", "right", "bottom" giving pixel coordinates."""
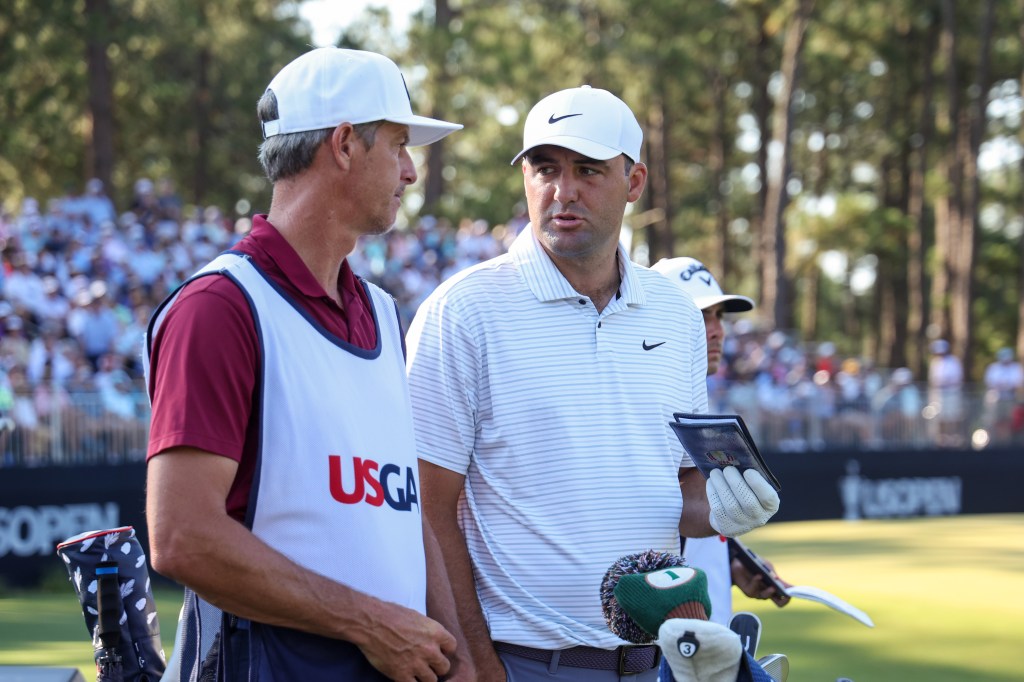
[
  {"left": 1, "top": 464, "right": 149, "bottom": 588},
  {"left": 2, "top": 450, "right": 1023, "bottom": 587},
  {"left": 762, "top": 445, "right": 1023, "bottom": 522}
]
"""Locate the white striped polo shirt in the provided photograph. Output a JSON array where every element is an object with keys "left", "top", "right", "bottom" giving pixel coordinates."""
[{"left": 406, "top": 227, "right": 708, "bottom": 649}]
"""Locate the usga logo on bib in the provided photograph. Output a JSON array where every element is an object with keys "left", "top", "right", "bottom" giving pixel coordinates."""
[
  {"left": 328, "top": 455, "right": 419, "bottom": 512},
  {"left": 645, "top": 566, "right": 699, "bottom": 589}
]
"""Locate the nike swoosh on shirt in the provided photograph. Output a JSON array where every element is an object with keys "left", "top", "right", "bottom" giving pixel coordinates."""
[
  {"left": 642, "top": 341, "right": 666, "bottom": 351},
  {"left": 548, "top": 113, "right": 582, "bottom": 124}
]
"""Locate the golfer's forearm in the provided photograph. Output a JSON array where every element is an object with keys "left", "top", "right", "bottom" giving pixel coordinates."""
[
  {"left": 429, "top": 516, "right": 498, "bottom": 667},
  {"left": 424, "top": 520, "right": 475, "bottom": 675},
  {"left": 678, "top": 467, "right": 715, "bottom": 537}
]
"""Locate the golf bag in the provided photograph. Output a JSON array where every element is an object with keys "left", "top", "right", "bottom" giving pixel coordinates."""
[
  {"left": 57, "top": 526, "right": 166, "bottom": 681},
  {"left": 159, "top": 587, "right": 226, "bottom": 681}
]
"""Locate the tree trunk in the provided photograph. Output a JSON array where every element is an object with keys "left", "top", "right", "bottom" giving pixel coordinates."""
[
  {"left": 1018, "top": 0, "right": 1024, "bottom": 363},
  {"left": 85, "top": 0, "right": 115, "bottom": 193},
  {"left": 749, "top": 6, "right": 772, "bottom": 297},
  {"left": 645, "top": 93, "right": 674, "bottom": 262},
  {"left": 799, "top": 263, "right": 818, "bottom": 341},
  {"left": 930, "top": 0, "right": 960, "bottom": 347},
  {"left": 876, "top": 260, "right": 897, "bottom": 368},
  {"left": 760, "top": 0, "right": 814, "bottom": 330},
  {"left": 422, "top": 0, "right": 453, "bottom": 216},
  {"left": 193, "top": 16, "right": 211, "bottom": 206},
  {"left": 842, "top": 266, "right": 859, "bottom": 341},
  {"left": 878, "top": 89, "right": 904, "bottom": 368},
  {"left": 708, "top": 67, "right": 730, "bottom": 280},
  {"left": 906, "top": 14, "right": 939, "bottom": 378},
  {"left": 949, "top": 0, "right": 994, "bottom": 379}
]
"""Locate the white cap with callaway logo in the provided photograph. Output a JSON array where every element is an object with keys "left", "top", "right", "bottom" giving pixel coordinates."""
[
  {"left": 261, "top": 47, "right": 462, "bottom": 146},
  {"left": 652, "top": 257, "right": 755, "bottom": 312},
  {"left": 511, "top": 85, "right": 643, "bottom": 164}
]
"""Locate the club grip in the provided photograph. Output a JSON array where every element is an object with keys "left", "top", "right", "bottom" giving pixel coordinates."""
[{"left": 95, "top": 561, "right": 122, "bottom": 649}]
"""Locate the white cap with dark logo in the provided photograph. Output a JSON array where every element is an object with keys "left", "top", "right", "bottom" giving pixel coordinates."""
[
  {"left": 511, "top": 85, "right": 643, "bottom": 164},
  {"left": 652, "top": 257, "right": 755, "bottom": 312},
  {"left": 261, "top": 47, "right": 462, "bottom": 146}
]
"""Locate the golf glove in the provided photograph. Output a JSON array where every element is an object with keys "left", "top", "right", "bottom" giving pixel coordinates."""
[{"left": 707, "top": 467, "right": 780, "bottom": 537}]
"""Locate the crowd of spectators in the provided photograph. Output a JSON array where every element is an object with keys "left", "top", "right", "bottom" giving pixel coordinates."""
[
  {"left": 0, "top": 178, "right": 217, "bottom": 465},
  {"left": 708, "top": 324, "right": 1024, "bottom": 450},
  {"left": 0, "top": 179, "right": 523, "bottom": 466},
  {"left": 1, "top": 179, "right": 1022, "bottom": 466}
]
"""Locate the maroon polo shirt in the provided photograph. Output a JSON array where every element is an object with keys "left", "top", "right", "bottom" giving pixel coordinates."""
[{"left": 146, "top": 215, "right": 377, "bottom": 521}]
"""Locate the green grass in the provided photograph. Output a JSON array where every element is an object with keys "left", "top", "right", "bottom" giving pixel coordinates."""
[
  {"left": 0, "top": 514, "right": 1021, "bottom": 680},
  {"left": 738, "top": 514, "right": 1024, "bottom": 681},
  {"left": 0, "top": 584, "right": 182, "bottom": 676}
]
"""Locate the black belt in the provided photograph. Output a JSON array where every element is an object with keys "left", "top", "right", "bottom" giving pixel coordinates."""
[{"left": 494, "top": 641, "right": 661, "bottom": 676}]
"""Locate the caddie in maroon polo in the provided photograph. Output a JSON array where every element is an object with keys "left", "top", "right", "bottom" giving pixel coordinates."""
[{"left": 144, "top": 47, "right": 472, "bottom": 681}]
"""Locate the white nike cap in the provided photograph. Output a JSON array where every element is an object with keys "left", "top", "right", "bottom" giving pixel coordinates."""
[
  {"left": 261, "top": 47, "right": 462, "bottom": 146},
  {"left": 652, "top": 257, "right": 755, "bottom": 312},
  {"left": 511, "top": 85, "right": 643, "bottom": 164}
]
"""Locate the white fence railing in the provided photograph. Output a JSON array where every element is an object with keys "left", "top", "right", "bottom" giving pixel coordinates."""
[
  {"left": 1, "top": 383, "right": 1019, "bottom": 467},
  {"left": 1, "top": 390, "right": 150, "bottom": 467}
]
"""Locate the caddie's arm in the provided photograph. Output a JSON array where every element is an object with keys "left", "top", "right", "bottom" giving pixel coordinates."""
[{"left": 147, "top": 448, "right": 456, "bottom": 682}]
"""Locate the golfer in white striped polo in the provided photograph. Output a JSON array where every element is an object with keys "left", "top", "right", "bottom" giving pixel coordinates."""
[{"left": 406, "top": 86, "right": 781, "bottom": 682}]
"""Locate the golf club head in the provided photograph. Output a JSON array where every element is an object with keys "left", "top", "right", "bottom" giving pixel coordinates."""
[
  {"left": 757, "top": 653, "right": 789, "bottom": 682},
  {"left": 729, "top": 611, "right": 762, "bottom": 658}
]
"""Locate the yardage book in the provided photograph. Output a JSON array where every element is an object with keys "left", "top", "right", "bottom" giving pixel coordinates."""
[{"left": 670, "top": 413, "right": 781, "bottom": 492}]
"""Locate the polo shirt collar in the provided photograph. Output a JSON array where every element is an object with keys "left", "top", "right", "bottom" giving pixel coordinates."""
[
  {"left": 509, "top": 225, "right": 647, "bottom": 307},
  {"left": 249, "top": 215, "right": 354, "bottom": 301}
]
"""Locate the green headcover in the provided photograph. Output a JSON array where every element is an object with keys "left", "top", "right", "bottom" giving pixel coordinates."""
[{"left": 613, "top": 565, "right": 712, "bottom": 638}]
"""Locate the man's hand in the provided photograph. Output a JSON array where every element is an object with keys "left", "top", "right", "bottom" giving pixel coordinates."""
[
  {"left": 731, "top": 558, "right": 792, "bottom": 605},
  {"left": 359, "top": 601, "right": 457, "bottom": 682},
  {"left": 706, "top": 467, "right": 779, "bottom": 537}
]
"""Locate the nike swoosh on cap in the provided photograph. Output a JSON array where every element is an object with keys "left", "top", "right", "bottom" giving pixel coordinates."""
[{"left": 548, "top": 113, "right": 582, "bottom": 124}]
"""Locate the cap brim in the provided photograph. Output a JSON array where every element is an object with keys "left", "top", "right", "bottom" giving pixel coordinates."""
[
  {"left": 511, "top": 135, "right": 624, "bottom": 165},
  {"left": 693, "top": 294, "right": 755, "bottom": 313},
  {"left": 387, "top": 114, "right": 463, "bottom": 147}
]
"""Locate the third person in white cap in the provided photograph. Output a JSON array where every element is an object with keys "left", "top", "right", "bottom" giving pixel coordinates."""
[{"left": 651, "top": 257, "right": 791, "bottom": 673}]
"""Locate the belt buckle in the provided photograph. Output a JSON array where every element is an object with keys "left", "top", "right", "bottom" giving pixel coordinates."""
[{"left": 617, "top": 645, "right": 660, "bottom": 676}]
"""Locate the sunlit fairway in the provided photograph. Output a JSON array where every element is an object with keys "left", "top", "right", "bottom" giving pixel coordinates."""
[{"left": 738, "top": 514, "right": 1024, "bottom": 681}]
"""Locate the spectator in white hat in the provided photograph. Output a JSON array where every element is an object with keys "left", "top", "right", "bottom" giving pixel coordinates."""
[
  {"left": 145, "top": 47, "right": 468, "bottom": 681},
  {"left": 407, "top": 86, "right": 779, "bottom": 681}
]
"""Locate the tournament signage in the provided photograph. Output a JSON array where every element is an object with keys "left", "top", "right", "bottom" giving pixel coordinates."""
[
  {"left": 0, "top": 502, "right": 120, "bottom": 558},
  {"left": 838, "top": 460, "right": 962, "bottom": 520},
  {"left": 0, "top": 464, "right": 148, "bottom": 588},
  {"left": 765, "top": 445, "right": 1022, "bottom": 522},
  {"left": 1, "top": 449, "right": 1022, "bottom": 587}
]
